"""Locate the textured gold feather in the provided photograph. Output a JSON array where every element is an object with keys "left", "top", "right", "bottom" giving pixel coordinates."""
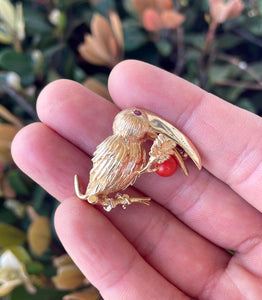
[
  {"left": 85, "top": 135, "right": 146, "bottom": 196},
  {"left": 74, "top": 108, "right": 201, "bottom": 211}
]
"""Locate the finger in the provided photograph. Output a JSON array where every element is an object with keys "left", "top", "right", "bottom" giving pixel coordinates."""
[
  {"left": 13, "top": 81, "right": 262, "bottom": 298},
  {"left": 12, "top": 124, "right": 262, "bottom": 299},
  {"left": 36, "top": 79, "right": 117, "bottom": 153},
  {"left": 11, "top": 122, "right": 91, "bottom": 200},
  {"left": 11, "top": 123, "right": 232, "bottom": 298},
  {"left": 55, "top": 198, "right": 187, "bottom": 300},
  {"left": 108, "top": 60, "right": 262, "bottom": 212},
  {"left": 57, "top": 200, "right": 262, "bottom": 300},
  {"left": 33, "top": 79, "right": 262, "bottom": 254}
]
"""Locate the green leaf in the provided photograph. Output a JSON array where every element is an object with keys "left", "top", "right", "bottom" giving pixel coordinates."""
[
  {"left": 226, "top": 87, "right": 244, "bottom": 102},
  {"left": 0, "top": 206, "right": 17, "bottom": 224},
  {"left": 237, "top": 98, "right": 257, "bottom": 113},
  {"left": 123, "top": 0, "right": 137, "bottom": 17},
  {"left": 209, "top": 64, "right": 233, "bottom": 82},
  {"left": 32, "top": 185, "right": 46, "bottom": 211},
  {"left": 258, "top": 1, "right": 262, "bottom": 14},
  {"left": 185, "top": 33, "right": 205, "bottom": 49},
  {"left": 10, "top": 286, "right": 66, "bottom": 300},
  {"left": 212, "top": 85, "right": 244, "bottom": 102},
  {"left": 8, "top": 169, "right": 30, "bottom": 196},
  {"left": 243, "top": 61, "right": 262, "bottom": 80},
  {"left": 123, "top": 19, "right": 148, "bottom": 52},
  {"left": 26, "top": 261, "right": 44, "bottom": 275},
  {"left": 94, "top": 0, "right": 116, "bottom": 15},
  {"left": 199, "top": 0, "right": 210, "bottom": 11},
  {"left": 43, "top": 43, "right": 65, "bottom": 59},
  {"left": 215, "top": 34, "right": 242, "bottom": 50},
  {"left": 0, "top": 49, "right": 34, "bottom": 84},
  {"left": 185, "top": 49, "right": 200, "bottom": 61},
  {"left": 155, "top": 39, "right": 173, "bottom": 57},
  {"left": 227, "top": 249, "right": 235, "bottom": 255},
  {"left": 0, "top": 223, "right": 26, "bottom": 247},
  {"left": 23, "top": 7, "right": 52, "bottom": 35},
  {"left": 0, "top": 49, "right": 32, "bottom": 74},
  {"left": 248, "top": 17, "right": 262, "bottom": 36},
  {"left": 46, "top": 69, "right": 61, "bottom": 83},
  {"left": 251, "top": 93, "right": 262, "bottom": 111},
  {"left": 73, "top": 67, "right": 86, "bottom": 82}
]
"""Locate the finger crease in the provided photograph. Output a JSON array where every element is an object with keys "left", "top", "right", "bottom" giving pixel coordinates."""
[
  {"left": 132, "top": 209, "right": 170, "bottom": 261},
  {"left": 236, "top": 233, "right": 262, "bottom": 255},
  {"left": 175, "top": 90, "right": 209, "bottom": 133},
  {"left": 98, "top": 250, "right": 138, "bottom": 292},
  {"left": 167, "top": 171, "right": 211, "bottom": 218},
  {"left": 227, "top": 141, "right": 262, "bottom": 191}
]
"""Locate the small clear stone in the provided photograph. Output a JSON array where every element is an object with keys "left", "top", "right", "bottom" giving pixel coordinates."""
[{"left": 104, "top": 205, "right": 112, "bottom": 212}]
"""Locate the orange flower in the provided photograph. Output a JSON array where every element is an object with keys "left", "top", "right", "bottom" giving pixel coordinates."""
[
  {"left": 0, "top": 124, "right": 18, "bottom": 164},
  {"left": 78, "top": 12, "right": 124, "bottom": 68},
  {"left": 131, "top": 0, "right": 184, "bottom": 31},
  {"left": 209, "top": 0, "right": 244, "bottom": 24},
  {"left": 52, "top": 254, "right": 86, "bottom": 291},
  {"left": 131, "top": 0, "right": 173, "bottom": 15}
]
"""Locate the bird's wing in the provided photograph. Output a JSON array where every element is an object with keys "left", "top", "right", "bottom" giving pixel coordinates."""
[{"left": 85, "top": 135, "right": 145, "bottom": 196}]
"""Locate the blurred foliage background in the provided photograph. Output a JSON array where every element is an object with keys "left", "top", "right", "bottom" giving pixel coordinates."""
[{"left": 0, "top": 0, "right": 262, "bottom": 299}]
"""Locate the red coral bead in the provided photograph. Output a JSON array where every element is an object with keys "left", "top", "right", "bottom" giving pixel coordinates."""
[{"left": 156, "top": 156, "right": 178, "bottom": 177}]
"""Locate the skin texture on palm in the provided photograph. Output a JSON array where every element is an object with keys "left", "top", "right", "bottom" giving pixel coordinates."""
[{"left": 12, "top": 60, "right": 262, "bottom": 299}]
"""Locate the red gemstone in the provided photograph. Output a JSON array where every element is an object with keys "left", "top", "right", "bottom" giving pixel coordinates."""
[
  {"left": 156, "top": 156, "right": 178, "bottom": 177},
  {"left": 134, "top": 110, "right": 142, "bottom": 116}
]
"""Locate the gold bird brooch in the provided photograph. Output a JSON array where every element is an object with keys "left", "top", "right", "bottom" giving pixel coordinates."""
[{"left": 74, "top": 108, "right": 201, "bottom": 211}]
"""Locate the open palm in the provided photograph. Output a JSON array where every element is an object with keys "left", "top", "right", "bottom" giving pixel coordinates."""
[{"left": 12, "top": 60, "right": 262, "bottom": 299}]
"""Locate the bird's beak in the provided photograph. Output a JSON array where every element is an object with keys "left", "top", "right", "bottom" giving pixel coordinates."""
[{"left": 147, "top": 111, "right": 202, "bottom": 170}]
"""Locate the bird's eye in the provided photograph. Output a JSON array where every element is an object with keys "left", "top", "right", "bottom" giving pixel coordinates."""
[{"left": 133, "top": 110, "right": 142, "bottom": 116}]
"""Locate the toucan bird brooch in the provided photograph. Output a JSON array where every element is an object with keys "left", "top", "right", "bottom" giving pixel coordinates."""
[{"left": 74, "top": 108, "right": 201, "bottom": 211}]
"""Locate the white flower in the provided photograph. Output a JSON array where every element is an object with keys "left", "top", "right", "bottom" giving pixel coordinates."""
[
  {"left": 6, "top": 72, "right": 21, "bottom": 91},
  {"left": 31, "top": 49, "right": 44, "bottom": 72},
  {"left": 15, "top": 3, "right": 25, "bottom": 41},
  {"left": 31, "top": 49, "right": 43, "bottom": 65},
  {"left": 48, "top": 9, "right": 61, "bottom": 26},
  {"left": 0, "top": 0, "right": 25, "bottom": 44},
  {"left": 4, "top": 199, "right": 26, "bottom": 218},
  {"left": 24, "top": 86, "right": 36, "bottom": 98},
  {"left": 0, "top": 250, "right": 36, "bottom": 297}
]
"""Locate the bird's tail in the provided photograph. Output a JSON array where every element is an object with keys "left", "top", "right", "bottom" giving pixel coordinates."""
[{"left": 74, "top": 174, "right": 89, "bottom": 200}]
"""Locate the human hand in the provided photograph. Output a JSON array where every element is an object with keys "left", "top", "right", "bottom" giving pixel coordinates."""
[{"left": 12, "top": 60, "right": 262, "bottom": 299}]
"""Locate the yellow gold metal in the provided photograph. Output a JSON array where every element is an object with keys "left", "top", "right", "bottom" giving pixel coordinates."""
[{"left": 74, "top": 108, "right": 202, "bottom": 211}]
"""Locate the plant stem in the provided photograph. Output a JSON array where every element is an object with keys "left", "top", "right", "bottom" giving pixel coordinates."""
[
  {"left": 175, "top": 27, "right": 185, "bottom": 75},
  {"left": 0, "top": 79, "right": 38, "bottom": 120},
  {"left": 199, "top": 22, "right": 218, "bottom": 89},
  {"left": 214, "top": 79, "right": 262, "bottom": 90},
  {"left": 14, "top": 39, "right": 23, "bottom": 53},
  {"left": 232, "top": 28, "right": 262, "bottom": 48},
  {"left": 216, "top": 53, "right": 262, "bottom": 84}
]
